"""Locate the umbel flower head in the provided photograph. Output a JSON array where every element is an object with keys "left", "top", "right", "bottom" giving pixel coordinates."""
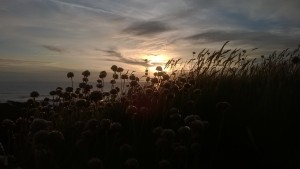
[
  {"left": 111, "top": 65, "right": 118, "bottom": 72},
  {"left": 67, "top": 72, "right": 74, "bottom": 78},
  {"left": 99, "top": 71, "right": 107, "bottom": 78},
  {"left": 82, "top": 70, "right": 91, "bottom": 77},
  {"left": 156, "top": 66, "right": 163, "bottom": 71}
]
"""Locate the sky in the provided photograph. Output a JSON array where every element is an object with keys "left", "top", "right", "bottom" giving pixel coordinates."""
[{"left": 0, "top": 0, "right": 300, "bottom": 82}]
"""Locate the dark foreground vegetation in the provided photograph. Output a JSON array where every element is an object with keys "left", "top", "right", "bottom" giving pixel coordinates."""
[{"left": 1, "top": 42, "right": 300, "bottom": 169}]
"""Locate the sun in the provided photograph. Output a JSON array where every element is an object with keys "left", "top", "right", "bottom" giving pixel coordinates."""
[
  {"left": 146, "top": 55, "right": 170, "bottom": 74},
  {"left": 150, "top": 55, "right": 165, "bottom": 64}
]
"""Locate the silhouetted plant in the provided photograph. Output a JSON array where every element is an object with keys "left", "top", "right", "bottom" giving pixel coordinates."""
[
  {"left": 67, "top": 72, "right": 74, "bottom": 88},
  {"left": 30, "top": 91, "right": 39, "bottom": 102}
]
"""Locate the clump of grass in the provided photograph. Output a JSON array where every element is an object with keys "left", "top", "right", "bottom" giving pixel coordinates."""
[{"left": 5, "top": 42, "right": 300, "bottom": 168}]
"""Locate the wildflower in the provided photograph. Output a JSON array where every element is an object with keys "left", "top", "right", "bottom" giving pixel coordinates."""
[
  {"left": 30, "top": 91, "right": 39, "bottom": 101},
  {"left": 110, "top": 88, "right": 118, "bottom": 95},
  {"left": 163, "top": 74, "right": 170, "bottom": 81},
  {"left": 82, "top": 70, "right": 91, "bottom": 77},
  {"left": 82, "top": 77, "right": 89, "bottom": 82},
  {"left": 79, "top": 82, "right": 86, "bottom": 89},
  {"left": 146, "top": 77, "right": 150, "bottom": 82},
  {"left": 139, "top": 106, "right": 149, "bottom": 114},
  {"left": 174, "top": 145, "right": 187, "bottom": 156},
  {"left": 161, "top": 129, "right": 175, "bottom": 140},
  {"left": 151, "top": 77, "right": 159, "bottom": 84},
  {"left": 89, "top": 91, "right": 102, "bottom": 102},
  {"left": 169, "top": 112, "right": 181, "bottom": 120},
  {"left": 71, "top": 93, "right": 77, "bottom": 98},
  {"left": 30, "top": 119, "right": 51, "bottom": 133},
  {"left": 159, "top": 160, "right": 172, "bottom": 169},
  {"left": 99, "top": 71, "right": 107, "bottom": 78},
  {"left": 113, "top": 73, "right": 119, "bottom": 79},
  {"left": 183, "top": 83, "right": 191, "bottom": 89},
  {"left": 124, "top": 158, "right": 139, "bottom": 169},
  {"left": 121, "top": 74, "right": 129, "bottom": 79},
  {"left": 100, "top": 118, "right": 111, "bottom": 130},
  {"left": 184, "top": 115, "right": 201, "bottom": 125},
  {"left": 177, "top": 126, "right": 191, "bottom": 137},
  {"left": 76, "top": 99, "right": 86, "bottom": 108},
  {"left": 65, "top": 87, "right": 73, "bottom": 93},
  {"left": 110, "top": 79, "right": 116, "bottom": 85},
  {"left": 84, "top": 85, "right": 92, "bottom": 93},
  {"left": 48, "top": 130, "right": 65, "bottom": 148},
  {"left": 96, "top": 83, "right": 103, "bottom": 89},
  {"left": 216, "top": 101, "right": 231, "bottom": 112},
  {"left": 157, "top": 71, "right": 164, "bottom": 76},
  {"left": 193, "top": 88, "right": 201, "bottom": 95},
  {"left": 117, "top": 67, "right": 124, "bottom": 73},
  {"left": 130, "top": 80, "right": 138, "bottom": 87},
  {"left": 56, "top": 87, "right": 63, "bottom": 91},
  {"left": 103, "top": 92, "right": 110, "bottom": 97},
  {"left": 43, "top": 97, "right": 50, "bottom": 102},
  {"left": 49, "top": 90, "right": 56, "bottom": 96},
  {"left": 120, "top": 96, "right": 127, "bottom": 103},
  {"left": 111, "top": 65, "right": 118, "bottom": 72},
  {"left": 156, "top": 66, "right": 163, "bottom": 71},
  {"left": 85, "top": 119, "right": 98, "bottom": 130},
  {"left": 67, "top": 72, "right": 74, "bottom": 78},
  {"left": 110, "top": 122, "right": 122, "bottom": 132},
  {"left": 169, "top": 107, "right": 179, "bottom": 114},
  {"left": 126, "top": 105, "right": 138, "bottom": 115},
  {"left": 129, "top": 74, "right": 136, "bottom": 81},
  {"left": 1, "top": 119, "right": 15, "bottom": 129},
  {"left": 152, "top": 126, "right": 163, "bottom": 137},
  {"left": 33, "top": 130, "right": 49, "bottom": 146},
  {"left": 88, "top": 158, "right": 104, "bottom": 169},
  {"left": 67, "top": 72, "right": 74, "bottom": 88},
  {"left": 190, "top": 120, "right": 204, "bottom": 133}
]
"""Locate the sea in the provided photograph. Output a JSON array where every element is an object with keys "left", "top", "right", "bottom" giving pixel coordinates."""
[{"left": 0, "top": 81, "right": 113, "bottom": 103}]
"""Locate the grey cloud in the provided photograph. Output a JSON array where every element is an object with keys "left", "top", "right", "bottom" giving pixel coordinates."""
[
  {"left": 42, "top": 45, "right": 67, "bottom": 53},
  {"left": 184, "top": 30, "right": 300, "bottom": 48},
  {"left": 183, "top": 0, "right": 300, "bottom": 22},
  {"left": 0, "top": 58, "right": 52, "bottom": 66},
  {"left": 96, "top": 49, "right": 149, "bottom": 67},
  {"left": 123, "top": 21, "right": 171, "bottom": 36}
]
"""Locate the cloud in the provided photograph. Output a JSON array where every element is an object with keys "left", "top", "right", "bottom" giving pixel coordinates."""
[
  {"left": 96, "top": 49, "right": 149, "bottom": 67},
  {"left": 183, "top": 0, "right": 300, "bottom": 22},
  {"left": 0, "top": 58, "right": 51, "bottom": 65},
  {"left": 42, "top": 45, "right": 67, "bottom": 53},
  {"left": 123, "top": 21, "right": 172, "bottom": 36},
  {"left": 50, "top": 0, "right": 120, "bottom": 17},
  {"left": 183, "top": 30, "right": 300, "bottom": 48}
]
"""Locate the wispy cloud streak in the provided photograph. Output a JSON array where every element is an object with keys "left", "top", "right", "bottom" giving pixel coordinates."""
[
  {"left": 50, "top": 0, "right": 120, "bottom": 16},
  {"left": 96, "top": 49, "right": 149, "bottom": 67},
  {"left": 123, "top": 21, "right": 172, "bottom": 36},
  {"left": 42, "top": 45, "right": 67, "bottom": 53}
]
